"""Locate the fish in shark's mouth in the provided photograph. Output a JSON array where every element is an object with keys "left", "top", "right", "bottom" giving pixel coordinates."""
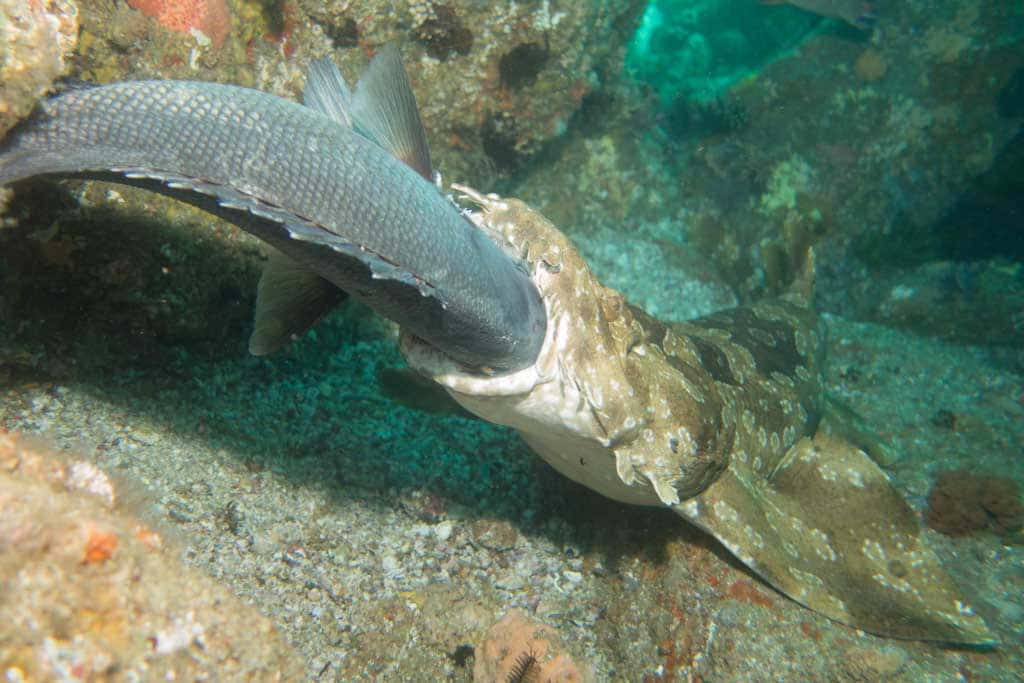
[
  {"left": 0, "top": 49, "right": 994, "bottom": 644},
  {"left": 0, "top": 47, "right": 545, "bottom": 373},
  {"left": 402, "top": 185, "right": 995, "bottom": 644}
]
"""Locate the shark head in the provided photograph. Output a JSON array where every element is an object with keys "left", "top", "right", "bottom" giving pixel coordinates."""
[
  {"left": 401, "top": 184, "right": 723, "bottom": 507},
  {"left": 402, "top": 186, "right": 995, "bottom": 644}
]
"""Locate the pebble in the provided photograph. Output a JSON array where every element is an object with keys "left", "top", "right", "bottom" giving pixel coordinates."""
[
  {"left": 434, "top": 520, "right": 454, "bottom": 541},
  {"left": 563, "top": 569, "right": 583, "bottom": 586}
]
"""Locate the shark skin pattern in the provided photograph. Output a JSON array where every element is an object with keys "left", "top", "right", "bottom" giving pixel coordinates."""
[{"left": 401, "top": 185, "right": 995, "bottom": 644}]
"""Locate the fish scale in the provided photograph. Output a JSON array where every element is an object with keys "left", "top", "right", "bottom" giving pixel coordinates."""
[{"left": 0, "top": 80, "right": 546, "bottom": 371}]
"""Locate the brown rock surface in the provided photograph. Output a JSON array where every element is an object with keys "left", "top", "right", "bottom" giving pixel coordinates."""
[
  {"left": 0, "top": 431, "right": 303, "bottom": 680},
  {"left": 474, "top": 609, "right": 592, "bottom": 683}
]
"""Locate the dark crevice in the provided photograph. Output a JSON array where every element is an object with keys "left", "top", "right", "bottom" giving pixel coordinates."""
[{"left": 499, "top": 43, "right": 549, "bottom": 90}]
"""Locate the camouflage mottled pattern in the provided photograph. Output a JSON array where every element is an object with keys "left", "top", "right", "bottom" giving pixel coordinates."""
[{"left": 402, "top": 186, "right": 993, "bottom": 643}]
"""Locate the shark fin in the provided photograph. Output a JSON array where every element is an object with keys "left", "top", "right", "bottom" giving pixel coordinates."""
[
  {"left": 249, "top": 249, "right": 347, "bottom": 355},
  {"left": 675, "top": 432, "right": 995, "bottom": 643}
]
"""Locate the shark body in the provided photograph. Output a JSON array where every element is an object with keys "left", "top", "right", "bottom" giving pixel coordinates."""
[{"left": 403, "top": 186, "right": 995, "bottom": 644}]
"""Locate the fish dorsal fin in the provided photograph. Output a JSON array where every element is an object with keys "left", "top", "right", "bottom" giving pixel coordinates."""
[
  {"left": 302, "top": 58, "right": 356, "bottom": 128},
  {"left": 249, "top": 249, "right": 347, "bottom": 355},
  {"left": 301, "top": 47, "right": 433, "bottom": 181},
  {"left": 350, "top": 44, "right": 434, "bottom": 181}
]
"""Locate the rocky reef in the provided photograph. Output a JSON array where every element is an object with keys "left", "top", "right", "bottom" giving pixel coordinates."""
[
  {"left": 0, "top": 0, "right": 78, "bottom": 138},
  {"left": 0, "top": 431, "right": 304, "bottom": 679}
]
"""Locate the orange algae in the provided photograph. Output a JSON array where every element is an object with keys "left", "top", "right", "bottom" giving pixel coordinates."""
[
  {"left": 726, "top": 579, "right": 775, "bottom": 609},
  {"left": 82, "top": 526, "right": 118, "bottom": 564},
  {"left": 126, "top": 0, "right": 230, "bottom": 48}
]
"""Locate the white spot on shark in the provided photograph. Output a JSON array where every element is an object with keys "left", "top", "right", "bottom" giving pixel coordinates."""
[
  {"left": 720, "top": 538, "right": 754, "bottom": 566},
  {"left": 955, "top": 601, "right": 974, "bottom": 616},
  {"left": 872, "top": 572, "right": 917, "bottom": 595},
  {"left": 810, "top": 529, "right": 837, "bottom": 561},
  {"left": 713, "top": 500, "right": 740, "bottom": 523},
  {"left": 862, "top": 539, "right": 886, "bottom": 564},
  {"left": 845, "top": 467, "right": 865, "bottom": 488},
  {"left": 818, "top": 462, "right": 840, "bottom": 482}
]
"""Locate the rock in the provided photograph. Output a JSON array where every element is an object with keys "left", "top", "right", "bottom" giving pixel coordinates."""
[
  {"left": 295, "top": 0, "right": 647, "bottom": 182},
  {"left": 0, "top": 431, "right": 303, "bottom": 679},
  {"left": 0, "top": 0, "right": 78, "bottom": 137},
  {"left": 473, "top": 609, "right": 592, "bottom": 683}
]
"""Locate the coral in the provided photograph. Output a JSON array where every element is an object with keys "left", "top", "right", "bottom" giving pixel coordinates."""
[
  {"left": 926, "top": 469, "right": 1024, "bottom": 539},
  {"left": 0, "top": 0, "right": 78, "bottom": 137},
  {"left": 473, "top": 610, "right": 592, "bottom": 682},
  {"left": 126, "top": 0, "right": 230, "bottom": 48}
]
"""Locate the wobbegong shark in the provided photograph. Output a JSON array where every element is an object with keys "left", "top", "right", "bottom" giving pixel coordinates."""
[{"left": 0, "top": 47, "right": 993, "bottom": 644}]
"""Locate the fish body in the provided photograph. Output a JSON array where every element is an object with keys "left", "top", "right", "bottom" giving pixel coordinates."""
[
  {"left": 761, "top": 0, "right": 877, "bottom": 29},
  {"left": 0, "top": 71, "right": 545, "bottom": 371},
  {"left": 403, "top": 186, "right": 994, "bottom": 643}
]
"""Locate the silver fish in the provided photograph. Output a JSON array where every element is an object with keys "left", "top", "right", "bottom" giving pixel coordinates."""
[{"left": 0, "top": 48, "right": 546, "bottom": 372}]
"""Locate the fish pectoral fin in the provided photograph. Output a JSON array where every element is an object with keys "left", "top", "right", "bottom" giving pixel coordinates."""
[
  {"left": 676, "top": 434, "right": 995, "bottom": 643},
  {"left": 248, "top": 249, "right": 348, "bottom": 355}
]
